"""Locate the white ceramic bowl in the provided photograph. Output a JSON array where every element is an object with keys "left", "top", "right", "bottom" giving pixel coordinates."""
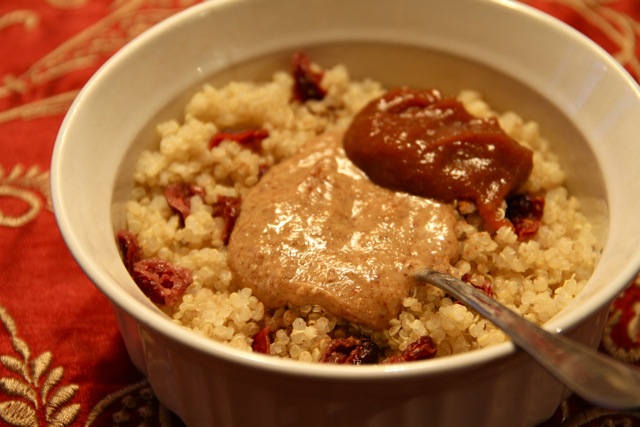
[{"left": 52, "top": 0, "right": 640, "bottom": 426}]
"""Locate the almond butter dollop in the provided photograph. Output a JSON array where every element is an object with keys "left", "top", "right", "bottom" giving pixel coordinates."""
[{"left": 228, "top": 132, "right": 459, "bottom": 329}]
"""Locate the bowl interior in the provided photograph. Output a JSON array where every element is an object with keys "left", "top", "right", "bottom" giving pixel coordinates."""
[
  {"left": 113, "top": 41, "right": 608, "bottom": 228},
  {"left": 53, "top": 0, "right": 640, "bottom": 377}
]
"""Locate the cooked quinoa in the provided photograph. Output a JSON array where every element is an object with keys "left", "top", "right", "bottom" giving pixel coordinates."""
[{"left": 124, "top": 60, "right": 601, "bottom": 362}]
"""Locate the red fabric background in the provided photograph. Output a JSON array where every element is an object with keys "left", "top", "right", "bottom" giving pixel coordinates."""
[{"left": 0, "top": 1, "right": 638, "bottom": 426}]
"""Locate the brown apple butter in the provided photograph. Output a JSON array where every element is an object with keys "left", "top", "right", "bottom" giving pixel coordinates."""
[{"left": 343, "top": 88, "right": 533, "bottom": 230}]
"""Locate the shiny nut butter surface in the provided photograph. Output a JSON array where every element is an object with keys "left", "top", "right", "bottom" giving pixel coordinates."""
[{"left": 228, "top": 132, "right": 459, "bottom": 329}]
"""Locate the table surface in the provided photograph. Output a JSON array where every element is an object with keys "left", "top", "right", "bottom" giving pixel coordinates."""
[{"left": 1, "top": 1, "right": 639, "bottom": 426}]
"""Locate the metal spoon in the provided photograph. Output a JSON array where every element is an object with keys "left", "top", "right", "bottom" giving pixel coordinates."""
[{"left": 414, "top": 269, "right": 640, "bottom": 410}]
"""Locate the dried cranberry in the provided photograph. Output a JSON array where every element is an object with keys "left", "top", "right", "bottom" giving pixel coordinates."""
[
  {"left": 164, "top": 183, "right": 205, "bottom": 224},
  {"left": 212, "top": 195, "right": 242, "bottom": 245},
  {"left": 116, "top": 230, "right": 141, "bottom": 273},
  {"left": 462, "top": 274, "right": 493, "bottom": 298},
  {"left": 291, "top": 52, "right": 327, "bottom": 102},
  {"left": 506, "top": 193, "right": 544, "bottom": 240},
  {"left": 348, "top": 340, "right": 379, "bottom": 364},
  {"left": 131, "top": 258, "right": 192, "bottom": 306},
  {"left": 384, "top": 336, "right": 438, "bottom": 364},
  {"left": 401, "top": 336, "right": 437, "bottom": 361},
  {"left": 209, "top": 129, "right": 269, "bottom": 153},
  {"left": 321, "top": 337, "right": 379, "bottom": 364},
  {"left": 252, "top": 327, "right": 271, "bottom": 354}
]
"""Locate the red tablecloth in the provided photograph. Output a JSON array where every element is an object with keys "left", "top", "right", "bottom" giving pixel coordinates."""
[{"left": 0, "top": 1, "right": 638, "bottom": 426}]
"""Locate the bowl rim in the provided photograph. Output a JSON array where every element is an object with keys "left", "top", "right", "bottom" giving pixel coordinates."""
[{"left": 51, "top": 0, "right": 640, "bottom": 381}]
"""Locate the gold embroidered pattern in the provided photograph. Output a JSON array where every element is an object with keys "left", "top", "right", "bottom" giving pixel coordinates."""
[
  {"left": 85, "top": 379, "right": 183, "bottom": 426},
  {"left": 0, "top": 164, "right": 51, "bottom": 228},
  {"left": 0, "top": 92, "right": 80, "bottom": 123},
  {"left": 0, "top": 305, "right": 81, "bottom": 426},
  {"left": 0, "top": 10, "right": 39, "bottom": 32},
  {"left": 45, "top": 0, "right": 89, "bottom": 9},
  {"left": 535, "top": 0, "right": 640, "bottom": 78},
  {"left": 0, "top": 0, "right": 200, "bottom": 125},
  {"left": 601, "top": 277, "right": 640, "bottom": 363}
]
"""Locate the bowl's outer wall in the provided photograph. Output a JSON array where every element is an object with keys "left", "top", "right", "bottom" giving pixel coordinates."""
[
  {"left": 117, "top": 307, "right": 609, "bottom": 427},
  {"left": 52, "top": 0, "right": 640, "bottom": 426}
]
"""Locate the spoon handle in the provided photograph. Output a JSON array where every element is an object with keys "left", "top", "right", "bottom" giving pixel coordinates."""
[{"left": 414, "top": 269, "right": 640, "bottom": 410}]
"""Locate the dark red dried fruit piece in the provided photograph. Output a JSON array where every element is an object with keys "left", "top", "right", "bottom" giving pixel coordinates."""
[
  {"left": 401, "top": 336, "right": 438, "bottom": 361},
  {"left": 212, "top": 195, "right": 242, "bottom": 245},
  {"left": 320, "top": 337, "right": 379, "bottom": 364},
  {"left": 291, "top": 51, "right": 327, "bottom": 102},
  {"left": 384, "top": 336, "right": 438, "bottom": 364},
  {"left": 209, "top": 129, "right": 269, "bottom": 153},
  {"left": 347, "top": 340, "right": 379, "bottom": 364},
  {"left": 252, "top": 327, "right": 271, "bottom": 354},
  {"left": 506, "top": 193, "right": 545, "bottom": 240},
  {"left": 116, "top": 230, "right": 141, "bottom": 273},
  {"left": 164, "top": 183, "right": 206, "bottom": 224},
  {"left": 462, "top": 273, "right": 493, "bottom": 298},
  {"left": 131, "top": 258, "right": 192, "bottom": 306}
]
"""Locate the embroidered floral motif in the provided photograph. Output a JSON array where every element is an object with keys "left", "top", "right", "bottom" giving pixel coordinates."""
[
  {"left": 0, "top": 164, "right": 50, "bottom": 228},
  {"left": 0, "top": 10, "right": 39, "bottom": 32},
  {"left": 46, "top": 0, "right": 90, "bottom": 9},
  {"left": 601, "top": 276, "right": 640, "bottom": 364},
  {"left": 0, "top": 0, "right": 200, "bottom": 124},
  {"left": 561, "top": 406, "right": 640, "bottom": 426},
  {"left": 531, "top": 0, "right": 640, "bottom": 79},
  {"left": 1, "top": 2, "right": 196, "bottom": 425},
  {"left": 85, "top": 379, "right": 184, "bottom": 426},
  {"left": 0, "top": 305, "right": 81, "bottom": 426}
]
